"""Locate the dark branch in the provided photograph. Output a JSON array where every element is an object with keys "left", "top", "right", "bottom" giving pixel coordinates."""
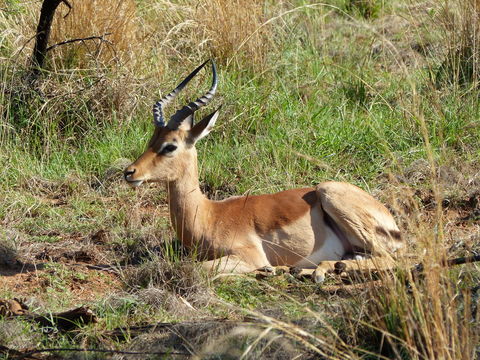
[
  {"left": 60, "top": 0, "right": 72, "bottom": 18},
  {"left": 412, "top": 254, "right": 480, "bottom": 275},
  {"left": 30, "top": 0, "right": 71, "bottom": 78},
  {"left": 445, "top": 254, "right": 480, "bottom": 267},
  {"left": 46, "top": 33, "right": 112, "bottom": 52},
  {"left": 7, "top": 347, "right": 189, "bottom": 358}
]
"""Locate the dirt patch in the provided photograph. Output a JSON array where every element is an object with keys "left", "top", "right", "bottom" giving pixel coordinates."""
[
  {"left": 0, "top": 235, "right": 122, "bottom": 306},
  {"left": 11, "top": 229, "right": 121, "bottom": 266},
  {"left": 0, "top": 264, "right": 120, "bottom": 306}
]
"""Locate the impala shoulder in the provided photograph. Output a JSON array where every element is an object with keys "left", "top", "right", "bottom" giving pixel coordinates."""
[{"left": 217, "top": 195, "right": 243, "bottom": 203}]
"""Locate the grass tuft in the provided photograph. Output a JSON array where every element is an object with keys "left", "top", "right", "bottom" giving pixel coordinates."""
[{"left": 344, "top": 0, "right": 384, "bottom": 19}]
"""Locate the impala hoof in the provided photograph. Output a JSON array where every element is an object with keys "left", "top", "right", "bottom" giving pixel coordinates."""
[
  {"left": 289, "top": 266, "right": 301, "bottom": 277},
  {"left": 258, "top": 266, "right": 275, "bottom": 274},
  {"left": 312, "top": 270, "right": 326, "bottom": 284},
  {"left": 334, "top": 261, "right": 347, "bottom": 274},
  {"left": 255, "top": 266, "right": 275, "bottom": 280},
  {"left": 273, "top": 266, "right": 290, "bottom": 275}
]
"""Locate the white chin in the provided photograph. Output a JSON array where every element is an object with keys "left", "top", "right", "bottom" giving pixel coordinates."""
[{"left": 127, "top": 180, "right": 144, "bottom": 188}]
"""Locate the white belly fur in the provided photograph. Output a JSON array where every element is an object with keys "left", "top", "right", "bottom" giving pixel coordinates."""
[
  {"left": 293, "top": 225, "right": 346, "bottom": 268},
  {"left": 250, "top": 206, "right": 346, "bottom": 268}
]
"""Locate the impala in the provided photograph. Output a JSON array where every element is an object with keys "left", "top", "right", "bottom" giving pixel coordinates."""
[{"left": 124, "top": 60, "right": 403, "bottom": 282}]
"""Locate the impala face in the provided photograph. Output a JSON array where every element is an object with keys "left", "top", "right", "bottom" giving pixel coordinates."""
[
  {"left": 124, "top": 60, "right": 219, "bottom": 187},
  {"left": 124, "top": 127, "right": 193, "bottom": 186}
]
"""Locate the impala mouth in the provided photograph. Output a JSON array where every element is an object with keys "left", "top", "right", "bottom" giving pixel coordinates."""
[
  {"left": 126, "top": 179, "right": 144, "bottom": 187},
  {"left": 125, "top": 178, "right": 144, "bottom": 188}
]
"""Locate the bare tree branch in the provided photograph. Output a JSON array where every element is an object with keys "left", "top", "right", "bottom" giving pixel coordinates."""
[
  {"left": 60, "top": 0, "right": 72, "bottom": 18},
  {"left": 46, "top": 33, "right": 112, "bottom": 52}
]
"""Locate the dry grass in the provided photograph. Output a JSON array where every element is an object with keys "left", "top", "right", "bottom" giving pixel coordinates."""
[
  {"left": 0, "top": 1, "right": 145, "bottom": 137},
  {"left": 123, "top": 257, "right": 209, "bottom": 298},
  {"left": 50, "top": 0, "right": 138, "bottom": 68},
  {"left": 136, "top": 0, "right": 275, "bottom": 73},
  {"left": 435, "top": 0, "right": 480, "bottom": 87},
  {"left": 122, "top": 256, "right": 214, "bottom": 318},
  {"left": 196, "top": 0, "right": 273, "bottom": 69},
  {"left": 1, "top": 0, "right": 278, "bottom": 135},
  {"left": 1, "top": 0, "right": 277, "bottom": 140},
  {"left": 345, "top": 205, "right": 479, "bottom": 359}
]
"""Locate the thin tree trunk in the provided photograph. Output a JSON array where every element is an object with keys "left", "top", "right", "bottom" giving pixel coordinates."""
[{"left": 30, "top": 0, "right": 70, "bottom": 78}]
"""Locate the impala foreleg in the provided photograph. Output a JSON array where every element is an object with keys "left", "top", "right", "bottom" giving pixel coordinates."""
[{"left": 201, "top": 255, "right": 262, "bottom": 275}]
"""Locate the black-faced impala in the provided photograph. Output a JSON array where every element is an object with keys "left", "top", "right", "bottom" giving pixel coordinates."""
[{"left": 124, "top": 60, "right": 403, "bottom": 282}]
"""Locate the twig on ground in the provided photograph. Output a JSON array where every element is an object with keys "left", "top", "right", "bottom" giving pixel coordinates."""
[
  {"left": 2, "top": 305, "right": 98, "bottom": 331},
  {"left": 413, "top": 254, "right": 480, "bottom": 274},
  {"left": 445, "top": 254, "right": 480, "bottom": 267},
  {"left": 9, "top": 347, "right": 188, "bottom": 359},
  {"left": 106, "top": 318, "right": 247, "bottom": 340}
]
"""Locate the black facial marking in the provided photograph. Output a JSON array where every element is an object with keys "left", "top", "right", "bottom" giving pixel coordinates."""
[{"left": 159, "top": 144, "right": 177, "bottom": 155}]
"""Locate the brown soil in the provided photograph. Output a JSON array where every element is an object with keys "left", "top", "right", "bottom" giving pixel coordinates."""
[
  {"left": 0, "top": 237, "right": 122, "bottom": 306},
  {"left": 0, "top": 265, "right": 120, "bottom": 305}
]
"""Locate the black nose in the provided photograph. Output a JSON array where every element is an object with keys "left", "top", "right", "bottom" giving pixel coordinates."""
[{"left": 124, "top": 168, "right": 136, "bottom": 180}]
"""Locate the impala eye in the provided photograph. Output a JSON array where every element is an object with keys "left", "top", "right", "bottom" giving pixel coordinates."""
[{"left": 160, "top": 144, "right": 177, "bottom": 155}]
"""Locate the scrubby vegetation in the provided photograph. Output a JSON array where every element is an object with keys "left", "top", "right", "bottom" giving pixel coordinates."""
[{"left": 0, "top": 0, "right": 479, "bottom": 358}]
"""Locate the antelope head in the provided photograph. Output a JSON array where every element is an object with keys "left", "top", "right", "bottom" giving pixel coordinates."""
[{"left": 124, "top": 60, "right": 220, "bottom": 186}]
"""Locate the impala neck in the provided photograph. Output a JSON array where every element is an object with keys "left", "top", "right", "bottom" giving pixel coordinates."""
[{"left": 166, "top": 150, "right": 208, "bottom": 246}]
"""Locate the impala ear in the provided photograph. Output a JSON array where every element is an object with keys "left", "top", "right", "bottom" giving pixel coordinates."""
[
  {"left": 189, "top": 107, "right": 220, "bottom": 143},
  {"left": 176, "top": 114, "right": 194, "bottom": 131}
]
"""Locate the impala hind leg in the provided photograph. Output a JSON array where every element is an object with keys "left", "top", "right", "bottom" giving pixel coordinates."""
[
  {"left": 201, "top": 255, "right": 263, "bottom": 275},
  {"left": 313, "top": 256, "right": 396, "bottom": 283},
  {"left": 316, "top": 182, "right": 403, "bottom": 257}
]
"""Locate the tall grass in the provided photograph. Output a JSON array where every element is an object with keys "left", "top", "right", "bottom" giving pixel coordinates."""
[
  {"left": 50, "top": 0, "right": 138, "bottom": 68},
  {"left": 336, "top": 183, "right": 479, "bottom": 359},
  {"left": 197, "top": 0, "right": 273, "bottom": 69},
  {"left": 436, "top": 0, "right": 480, "bottom": 88}
]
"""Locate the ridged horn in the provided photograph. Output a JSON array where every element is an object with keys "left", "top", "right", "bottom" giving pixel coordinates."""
[
  {"left": 152, "top": 59, "right": 210, "bottom": 127},
  {"left": 167, "top": 60, "right": 218, "bottom": 129}
]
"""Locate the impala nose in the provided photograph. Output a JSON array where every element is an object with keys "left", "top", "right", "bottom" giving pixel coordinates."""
[
  {"left": 124, "top": 167, "right": 136, "bottom": 181},
  {"left": 124, "top": 167, "right": 143, "bottom": 187}
]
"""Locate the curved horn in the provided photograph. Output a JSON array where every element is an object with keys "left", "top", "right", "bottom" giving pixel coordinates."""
[
  {"left": 189, "top": 60, "right": 217, "bottom": 111},
  {"left": 167, "top": 60, "right": 218, "bottom": 129},
  {"left": 153, "top": 59, "right": 210, "bottom": 127}
]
